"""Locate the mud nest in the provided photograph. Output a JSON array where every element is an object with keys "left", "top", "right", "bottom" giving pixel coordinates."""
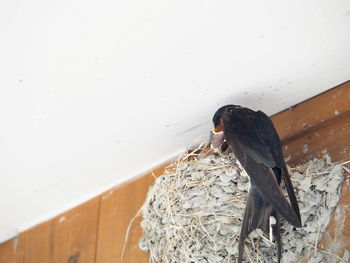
[{"left": 138, "top": 146, "right": 349, "bottom": 263}]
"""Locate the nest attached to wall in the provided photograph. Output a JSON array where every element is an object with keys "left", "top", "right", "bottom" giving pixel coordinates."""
[{"left": 137, "top": 145, "right": 349, "bottom": 263}]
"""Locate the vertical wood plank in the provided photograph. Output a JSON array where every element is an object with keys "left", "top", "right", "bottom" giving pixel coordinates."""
[
  {"left": 49, "top": 196, "right": 100, "bottom": 263},
  {"left": 16, "top": 196, "right": 100, "bottom": 263},
  {"left": 16, "top": 223, "right": 50, "bottom": 263},
  {"left": 96, "top": 165, "right": 166, "bottom": 263},
  {"left": 0, "top": 238, "right": 17, "bottom": 263}
]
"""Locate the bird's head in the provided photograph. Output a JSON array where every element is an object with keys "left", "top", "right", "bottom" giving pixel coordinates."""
[
  {"left": 212, "top": 105, "right": 227, "bottom": 132},
  {"left": 209, "top": 105, "right": 238, "bottom": 151},
  {"left": 212, "top": 104, "right": 240, "bottom": 131}
]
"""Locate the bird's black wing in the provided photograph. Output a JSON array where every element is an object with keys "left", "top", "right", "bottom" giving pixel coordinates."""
[
  {"left": 256, "top": 110, "right": 301, "bottom": 225},
  {"left": 222, "top": 107, "right": 301, "bottom": 227}
]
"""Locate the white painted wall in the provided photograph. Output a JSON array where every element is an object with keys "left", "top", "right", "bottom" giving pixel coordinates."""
[{"left": 1, "top": 0, "right": 350, "bottom": 242}]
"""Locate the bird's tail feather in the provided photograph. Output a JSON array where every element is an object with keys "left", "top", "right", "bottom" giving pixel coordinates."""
[{"left": 238, "top": 188, "right": 282, "bottom": 263}]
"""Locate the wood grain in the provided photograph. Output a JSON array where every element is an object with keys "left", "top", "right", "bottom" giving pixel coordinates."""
[
  {"left": 0, "top": 238, "right": 16, "bottom": 263},
  {"left": 95, "top": 165, "right": 167, "bottom": 263},
  {"left": 16, "top": 222, "right": 50, "bottom": 263},
  {"left": 272, "top": 80, "right": 350, "bottom": 143},
  {"left": 281, "top": 112, "right": 350, "bottom": 165},
  {"left": 16, "top": 197, "right": 99, "bottom": 263}
]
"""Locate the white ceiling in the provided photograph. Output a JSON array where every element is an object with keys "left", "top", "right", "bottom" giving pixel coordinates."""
[{"left": 1, "top": 0, "right": 350, "bottom": 242}]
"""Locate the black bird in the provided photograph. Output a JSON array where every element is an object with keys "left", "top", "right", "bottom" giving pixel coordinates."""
[{"left": 210, "top": 105, "right": 301, "bottom": 263}]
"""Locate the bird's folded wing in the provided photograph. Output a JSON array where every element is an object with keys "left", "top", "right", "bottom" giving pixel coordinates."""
[
  {"left": 244, "top": 156, "right": 301, "bottom": 227},
  {"left": 281, "top": 165, "right": 302, "bottom": 225}
]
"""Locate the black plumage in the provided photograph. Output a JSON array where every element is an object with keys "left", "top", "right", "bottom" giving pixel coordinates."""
[{"left": 211, "top": 105, "right": 301, "bottom": 263}]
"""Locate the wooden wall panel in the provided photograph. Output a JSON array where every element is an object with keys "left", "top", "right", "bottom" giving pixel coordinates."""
[
  {"left": 0, "top": 238, "right": 16, "bottom": 263},
  {"left": 16, "top": 196, "right": 99, "bottom": 263},
  {"left": 16, "top": 222, "right": 50, "bottom": 263},
  {"left": 96, "top": 165, "right": 166, "bottom": 263},
  {"left": 281, "top": 112, "right": 350, "bottom": 165},
  {"left": 49, "top": 197, "right": 100, "bottom": 263},
  {"left": 272, "top": 80, "right": 350, "bottom": 143}
]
